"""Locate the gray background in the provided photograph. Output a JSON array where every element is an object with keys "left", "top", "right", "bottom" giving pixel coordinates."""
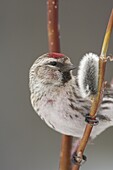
[{"left": 0, "top": 0, "right": 113, "bottom": 170}]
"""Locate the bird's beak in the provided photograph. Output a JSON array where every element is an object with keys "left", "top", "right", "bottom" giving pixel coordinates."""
[{"left": 60, "top": 64, "right": 76, "bottom": 72}]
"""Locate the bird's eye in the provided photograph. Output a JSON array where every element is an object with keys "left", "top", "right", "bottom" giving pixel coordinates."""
[{"left": 49, "top": 61, "right": 57, "bottom": 66}]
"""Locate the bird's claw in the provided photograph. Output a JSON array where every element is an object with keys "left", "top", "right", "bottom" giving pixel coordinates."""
[
  {"left": 71, "top": 152, "right": 87, "bottom": 166},
  {"left": 85, "top": 113, "right": 99, "bottom": 126}
]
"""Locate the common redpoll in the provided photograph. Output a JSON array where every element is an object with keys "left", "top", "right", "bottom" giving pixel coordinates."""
[{"left": 29, "top": 52, "right": 113, "bottom": 139}]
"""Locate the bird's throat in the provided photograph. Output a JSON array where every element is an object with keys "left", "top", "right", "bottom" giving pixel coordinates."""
[{"left": 62, "top": 72, "right": 71, "bottom": 84}]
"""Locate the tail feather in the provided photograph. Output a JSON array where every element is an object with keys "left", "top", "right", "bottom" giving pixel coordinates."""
[{"left": 98, "top": 85, "right": 113, "bottom": 121}]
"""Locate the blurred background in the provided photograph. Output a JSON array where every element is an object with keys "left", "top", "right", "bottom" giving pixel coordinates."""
[{"left": 0, "top": 0, "right": 113, "bottom": 170}]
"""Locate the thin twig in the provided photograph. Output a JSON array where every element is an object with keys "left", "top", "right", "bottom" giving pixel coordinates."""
[
  {"left": 47, "top": 1, "right": 73, "bottom": 170},
  {"left": 72, "top": 9, "right": 113, "bottom": 170},
  {"left": 60, "top": 135, "right": 73, "bottom": 170},
  {"left": 47, "top": 0, "right": 60, "bottom": 52}
]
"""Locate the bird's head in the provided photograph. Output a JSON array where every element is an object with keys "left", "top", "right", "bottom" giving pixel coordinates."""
[{"left": 29, "top": 53, "right": 76, "bottom": 88}]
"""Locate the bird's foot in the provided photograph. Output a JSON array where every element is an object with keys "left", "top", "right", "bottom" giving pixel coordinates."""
[
  {"left": 85, "top": 113, "right": 99, "bottom": 126},
  {"left": 71, "top": 152, "right": 87, "bottom": 166}
]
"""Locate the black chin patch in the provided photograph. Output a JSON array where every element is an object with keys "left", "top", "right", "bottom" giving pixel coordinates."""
[{"left": 62, "top": 71, "right": 71, "bottom": 84}]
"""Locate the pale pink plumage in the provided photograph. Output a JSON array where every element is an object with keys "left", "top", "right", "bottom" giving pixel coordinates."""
[{"left": 29, "top": 53, "right": 113, "bottom": 139}]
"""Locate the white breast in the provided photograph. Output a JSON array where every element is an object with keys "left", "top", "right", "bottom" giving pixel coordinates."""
[{"left": 31, "top": 82, "right": 87, "bottom": 138}]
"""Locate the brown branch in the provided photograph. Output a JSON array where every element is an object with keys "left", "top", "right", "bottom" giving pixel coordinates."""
[
  {"left": 47, "top": 0, "right": 60, "bottom": 52},
  {"left": 60, "top": 135, "right": 73, "bottom": 170},
  {"left": 72, "top": 9, "right": 113, "bottom": 170},
  {"left": 47, "top": 1, "right": 72, "bottom": 170}
]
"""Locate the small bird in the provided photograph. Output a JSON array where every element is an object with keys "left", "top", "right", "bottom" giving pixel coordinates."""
[{"left": 29, "top": 52, "right": 113, "bottom": 139}]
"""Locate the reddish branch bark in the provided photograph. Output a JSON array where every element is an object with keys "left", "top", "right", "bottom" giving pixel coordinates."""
[
  {"left": 47, "top": 1, "right": 72, "bottom": 170},
  {"left": 60, "top": 135, "right": 73, "bottom": 170},
  {"left": 47, "top": 0, "right": 60, "bottom": 52},
  {"left": 72, "top": 9, "right": 113, "bottom": 170}
]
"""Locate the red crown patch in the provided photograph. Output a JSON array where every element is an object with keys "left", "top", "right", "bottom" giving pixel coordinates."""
[{"left": 48, "top": 52, "right": 64, "bottom": 58}]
